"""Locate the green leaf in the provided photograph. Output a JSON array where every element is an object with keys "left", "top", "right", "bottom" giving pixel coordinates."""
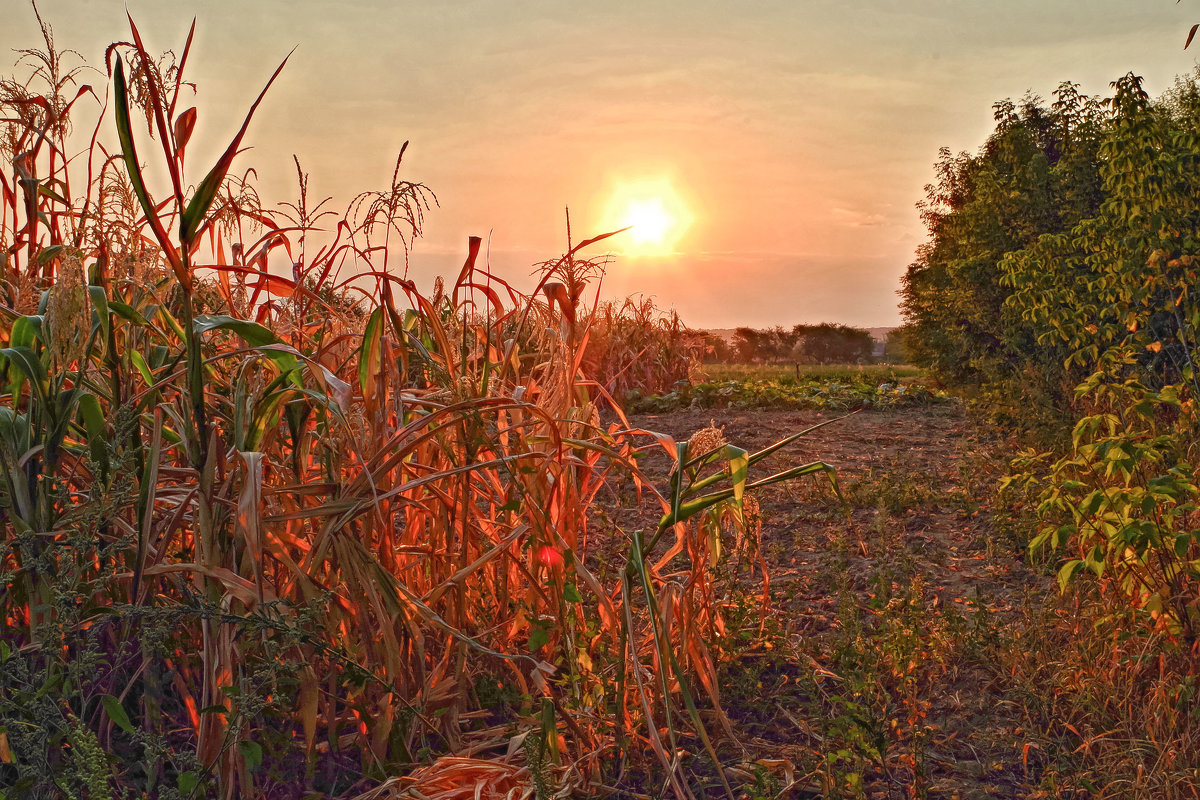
[
  {"left": 254, "top": 344, "right": 301, "bottom": 378},
  {"left": 36, "top": 244, "right": 65, "bottom": 265},
  {"left": 177, "top": 771, "right": 199, "bottom": 795},
  {"left": 193, "top": 314, "right": 279, "bottom": 347},
  {"left": 724, "top": 444, "right": 748, "bottom": 502},
  {"left": 88, "top": 285, "right": 110, "bottom": 343},
  {"left": 33, "top": 182, "right": 69, "bottom": 206},
  {"left": 179, "top": 50, "right": 292, "bottom": 245},
  {"left": 129, "top": 350, "right": 155, "bottom": 387},
  {"left": 358, "top": 307, "right": 383, "bottom": 396},
  {"left": 244, "top": 389, "right": 293, "bottom": 452},
  {"left": 236, "top": 740, "right": 262, "bottom": 772},
  {"left": 113, "top": 59, "right": 166, "bottom": 251},
  {"left": 1057, "top": 559, "right": 1085, "bottom": 593},
  {"left": 562, "top": 582, "right": 583, "bottom": 603},
  {"left": 77, "top": 392, "right": 108, "bottom": 474},
  {"left": 101, "top": 694, "right": 134, "bottom": 734},
  {"left": 192, "top": 315, "right": 298, "bottom": 374},
  {"left": 107, "top": 299, "right": 147, "bottom": 325},
  {"left": 1, "top": 346, "right": 49, "bottom": 408},
  {"left": 9, "top": 316, "right": 42, "bottom": 349},
  {"left": 1029, "top": 530, "right": 1052, "bottom": 553},
  {"left": 658, "top": 488, "right": 735, "bottom": 531},
  {"left": 529, "top": 621, "right": 551, "bottom": 651}
]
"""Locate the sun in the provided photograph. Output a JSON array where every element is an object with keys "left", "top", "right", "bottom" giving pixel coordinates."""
[
  {"left": 626, "top": 198, "right": 674, "bottom": 247},
  {"left": 604, "top": 177, "right": 692, "bottom": 256}
]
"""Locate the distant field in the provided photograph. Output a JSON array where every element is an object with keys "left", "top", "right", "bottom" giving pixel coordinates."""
[
  {"left": 628, "top": 362, "right": 941, "bottom": 413},
  {"left": 696, "top": 362, "right": 924, "bottom": 383}
]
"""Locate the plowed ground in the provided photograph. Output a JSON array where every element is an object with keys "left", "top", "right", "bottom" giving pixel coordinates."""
[{"left": 608, "top": 404, "right": 1059, "bottom": 799}]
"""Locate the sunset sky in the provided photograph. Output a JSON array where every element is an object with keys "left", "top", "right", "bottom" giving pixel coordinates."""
[{"left": 4, "top": 1, "right": 1198, "bottom": 328}]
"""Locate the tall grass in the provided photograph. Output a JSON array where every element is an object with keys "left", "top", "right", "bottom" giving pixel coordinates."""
[{"left": 0, "top": 13, "right": 836, "bottom": 798}]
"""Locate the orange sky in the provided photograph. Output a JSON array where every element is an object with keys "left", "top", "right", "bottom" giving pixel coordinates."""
[{"left": 5, "top": 1, "right": 1199, "bottom": 327}]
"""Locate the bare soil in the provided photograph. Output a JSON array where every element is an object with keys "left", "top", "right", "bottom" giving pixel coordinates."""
[{"left": 612, "top": 403, "right": 1051, "bottom": 799}]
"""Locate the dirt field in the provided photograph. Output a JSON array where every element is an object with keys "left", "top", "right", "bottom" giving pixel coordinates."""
[{"left": 615, "top": 403, "right": 1054, "bottom": 799}]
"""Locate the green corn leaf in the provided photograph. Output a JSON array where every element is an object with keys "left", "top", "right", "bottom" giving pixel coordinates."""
[
  {"left": 193, "top": 316, "right": 303, "bottom": 386},
  {"left": 113, "top": 59, "right": 177, "bottom": 267},
  {"left": 724, "top": 444, "right": 748, "bottom": 502},
  {"left": 193, "top": 314, "right": 279, "bottom": 347},
  {"left": 657, "top": 488, "right": 735, "bottom": 532},
  {"left": 129, "top": 350, "right": 155, "bottom": 387},
  {"left": 244, "top": 390, "right": 290, "bottom": 452},
  {"left": 179, "top": 50, "right": 292, "bottom": 245},
  {"left": 87, "top": 285, "right": 110, "bottom": 343},
  {"left": 0, "top": 346, "right": 49, "bottom": 407},
  {"left": 36, "top": 244, "right": 65, "bottom": 265},
  {"left": 358, "top": 307, "right": 384, "bottom": 396},
  {"left": 149, "top": 345, "right": 173, "bottom": 370},
  {"left": 627, "top": 532, "right": 733, "bottom": 800},
  {"left": 157, "top": 304, "right": 187, "bottom": 342},
  {"left": 252, "top": 344, "right": 300, "bottom": 377},
  {"left": 35, "top": 183, "right": 69, "bottom": 206},
  {"left": 107, "top": 300, "right": 147, "bottom": 325},
  {"left": 76, "top": 392, "right": 108, "bottom": 474},
  {"left": 745, "top": 411, "right": 857, "bottom": 466},
  {"left": 9, "top": 316, "right": 42, "bottom": 349},
  {"left": 668, "top": 441, "right": 688, "bottom": 524}
]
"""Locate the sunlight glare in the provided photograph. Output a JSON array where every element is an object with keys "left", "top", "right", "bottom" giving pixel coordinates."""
[
  {"left": 604, "top": 177, "right": 692, "bottom": 257},
  {"left": 627, "top": 198, "right": 673, "bottom": 247}
]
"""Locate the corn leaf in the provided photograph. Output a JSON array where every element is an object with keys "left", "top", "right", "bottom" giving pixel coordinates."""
[{"left": 179, "top": 50, "right": 293, "bottom": 245}]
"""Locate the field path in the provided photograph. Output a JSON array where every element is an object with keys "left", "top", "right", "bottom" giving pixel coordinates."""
[{"left": 622, "top": 403, "right": 1047, "bottom": 799}]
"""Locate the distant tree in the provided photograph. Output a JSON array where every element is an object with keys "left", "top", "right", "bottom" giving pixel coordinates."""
[
  {"left": 883, "top": 328, "right": 910, "bottom": 363},
  {"left": 721, "top": 323, "right": 874, "bottom": 364},
  {"left": 733, "top": 326, "right": 764, "bottom": 361},
  {"left": 793, "top": 323, "right": 874, "bottom": 364},
  {"left": 767, "top": 325, "right": 800, "bottom": 359},
  {"left": 701, "top": 332, "right": 736, "bottom": 362}
]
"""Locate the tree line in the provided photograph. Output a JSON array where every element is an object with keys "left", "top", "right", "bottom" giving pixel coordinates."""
[{"left": 707, "top": 323, "right": 879, "bottom": 364}]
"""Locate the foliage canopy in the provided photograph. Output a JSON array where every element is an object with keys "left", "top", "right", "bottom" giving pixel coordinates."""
[{"left": 902, "top": 71, "right": 1200, "bottom": 641}]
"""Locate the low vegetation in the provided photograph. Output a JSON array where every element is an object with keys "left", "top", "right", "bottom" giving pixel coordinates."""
[
  {"left": 700, "top": 364, "right": 924, "bottom": 384},
  {"left": 628, "top": 369, "right": 945, "bottom": 414}
]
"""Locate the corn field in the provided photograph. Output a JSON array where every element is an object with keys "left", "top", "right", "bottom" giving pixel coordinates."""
[{"left": 0, "top": 14, "right": 836, "bottom": 798}]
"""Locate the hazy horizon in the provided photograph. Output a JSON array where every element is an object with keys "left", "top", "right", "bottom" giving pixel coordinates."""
[{"left": 4, "top": 1, "right": 1198, "bottom": 328}]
